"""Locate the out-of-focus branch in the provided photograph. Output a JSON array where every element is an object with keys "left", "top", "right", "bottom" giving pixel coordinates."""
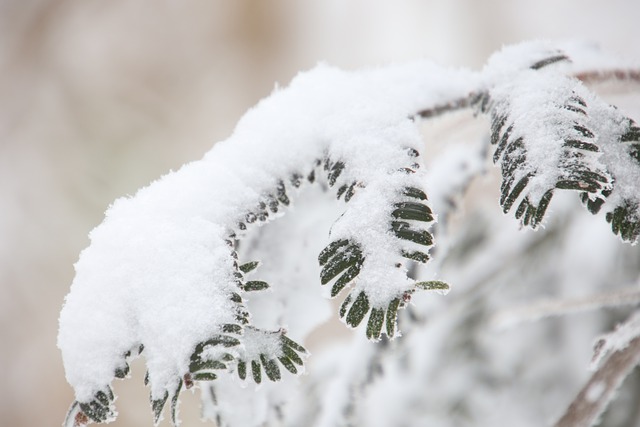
[
  {"left": 491, "top": 286, "right": 640, "bottom": 329},
  {"left": 554, "top": 336, "right": 640, "bottom": 427}
]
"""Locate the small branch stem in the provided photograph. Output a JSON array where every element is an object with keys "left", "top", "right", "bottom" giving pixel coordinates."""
[
  {"left": 415, "top": 94, "right": 476, "bottom": 119},
  {"left": 412, "top": 68, "right": 640, "bottom": 121},
  {"left": 574, "top": 69, "right": 640, "bottom": 85},
  {"left": 491, "top": 286, "right": 640, "bottom": 329},
  {"left": 554, "top": 336, "right": 640, "bottom": 427}
]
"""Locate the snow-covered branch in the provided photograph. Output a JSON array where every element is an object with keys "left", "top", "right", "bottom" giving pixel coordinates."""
[
  {"left": 57, "top": 41, "right": 640, "bottom": 426},
  {"left": 555, "top": 327, "right": 640, "bottom": 427}
]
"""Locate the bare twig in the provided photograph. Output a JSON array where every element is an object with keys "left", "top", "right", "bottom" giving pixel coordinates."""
[
  {"left": 491, "top": 286, "right": 640, "bottom": 330},
  {"left": 415, "top": 93, "right": 476, "bottom": 119},
  {"left": 574, "top": 69, "right": 640, "bottom": 85},
  {"left": 554, "top": 336, "right": 640, "bottom": 427},
  {"left": 412, "top": 67, "right": 640, "bottom": 121}
]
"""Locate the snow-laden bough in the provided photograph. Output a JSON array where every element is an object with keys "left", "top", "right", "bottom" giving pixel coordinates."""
[{"left": 58, "top": 41, "right": 640, "bottom": 426}]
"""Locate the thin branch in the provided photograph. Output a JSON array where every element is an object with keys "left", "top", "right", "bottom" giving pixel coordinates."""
[
  {"left": 574, "top": 69, "right": 640, "bottom": 85},
  {"left": 412, "top": 67, "right": 640, "bottom": 121},
  {"left": 491, "top": 286, "right": 640, "bottom": 330},
  {"left": 554, "top": 336, "right": 640, "bottom": 427},
  {"left": 414, "top": 93, "right": 477, "bottom": 119}
]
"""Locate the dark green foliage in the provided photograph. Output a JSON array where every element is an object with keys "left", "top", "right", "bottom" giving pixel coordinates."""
[
  {"left": 267, "top": 196, "right": 279, "bottom": 213},
  {"left": 393, "top": 186, "right": 434, "bottom": 252},
  {"left": 290, "top": 172, "right": 303, "bottom": 188},
  {"left": 318, "top": 239, "right": 349, "bottom": 265},
  {"left": 319, "top": 240, "right": 363, "bottom": 294},
  {"left": 79, "top": 387, "right": 115, "bottom": 423},
  {"left": 239, "top": 261, "right": 260, "bottom": 274},
  {"left": 281, "top": 334, "right": 306, "bottom": 353},
  {"left": 222, "top": 323, "right": 243, "bottom": 334},
  {"left": 320, "top": 243, "right": 363, "bottom": 285},
  {"left": 386, "top": 298, "right": 400, "bottom": 338},
  {"left": 190, "top": 359, "right": 227, "bottom": 373},
  {"left": 193, "top": 372, "right": 218, "bottom": 381},
  {"left": 336, "top": 184, "right": 348, "bottom": 199},
  {"left": 366, "top": 308, "right": 385, "bottom": 340},
  {"left": 327, "top": 161, "right": 345, "bottom": 186},
  {"left": 415, "top": 281, "right": 450, "bottom": 292},
  {"left": 316, "top": 155, "right": 436, "bottom": 341},
  {"left": 261, "top": 354, "right": 281, "bottom": 381},
  {"left": 401, "top": 250, "right": 429, "bottom": 263},
  {"left": 529, "top": 53, "right": 569, "bottom": 70},
  {"left": 391, "top": 221, "right": 433, "bottom": 246},
  {"left": 237, "top": 361, "right": 247, "bottom": 380},
  {"left": 148, "top": 379, "right": 182, "bottom": 426},
  {"left": 276, "top": 180, "right": 290, "bottom": 206},
  {"left": 606, "top": 200, "right": 640, "bottom": 242},
  {"left": 514, "top": 190, "right": 553, "bottom": 228},
  {"left": 62, "top": 49, "right": 640, "bottom": 427},
  {"left": 278, "top": 356, "right": 298, "bottom": 374},
  {"left": 339, "top": 291, "right": 413, "bottom": 341},
  {"left": 483, "top": 69, "right": 640, "bottom": 244},
  {"left": 344, "top": 182, "right": 359, "bottom": 202},
  {"left": 620, "top": 121, "right": 640, "bottom": 146},
  {"left": 114, "top": 364, "right": 129, "bottom": 379},
  {"left": 392, "top": 201, "right": 433, "bottom": 222},
  {"left": 170, "top": 380, "right": 182, "bottom": 426},
  {"left": 151, "top": 391, "right": 169, "bottom": 425},
  {"left": 188, "top": 330, "right": 242, "bottom": 386},
  {"left": 331, "top": 265, "right": 360, "bottom": 297},
  {"left": 282, "top": 344, "right": 304, "bottom": 366},
  {"left": 485, "top": 81, "right": 612, "bottom": 230},
  {"left": 113, "top": 345, "right": 143, "bottom": 379},
  {"left": 251, "top": 360, "right": 262, "bottom": 384},
  {"left": 235, "top": 330, "right": 307, "bottom": 384},
  {"left": 243, "top": 280, "right": 270, "bottom": 291},
  {"left": 402, "top": 186, "right": 428, "bottom": 200},
  {"left": 600, "top": 119, "right": 640, "bottom": 242},
  {"left": 307, "top": 168, "right": 316, "bottom": 183},
  {"left": 345, "top": 291, "right": 370, "bottom": 327}
]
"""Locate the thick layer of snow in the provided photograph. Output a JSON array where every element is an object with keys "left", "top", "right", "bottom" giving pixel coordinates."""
[{"left": 58, "top": 60, "right": 478, "bottom": 403}]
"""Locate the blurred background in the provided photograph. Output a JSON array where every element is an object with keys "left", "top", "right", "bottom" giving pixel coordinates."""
[{"left": 1, "top": 1, "right": 639, "bottom": 426}]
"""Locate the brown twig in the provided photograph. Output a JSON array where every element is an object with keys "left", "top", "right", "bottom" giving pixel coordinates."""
[
  {"left": 415, "top": 93, "right": 477, "bottom": 119},
  {"left": 554, "top": 336, "right": 640, "bottom": 427},
  {"left": 413, "top": 68, "right": 640, "bottom": 121},
  {"left": 574, "top": 69, "right": 640, "bottom": 85},
  {"left": 491, "top": 286, "right": 640, "bottom": 329}
]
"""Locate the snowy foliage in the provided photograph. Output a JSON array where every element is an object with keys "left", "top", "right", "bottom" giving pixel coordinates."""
[{"left": 58, "top": 41, "right": 640, "bottom": 427}]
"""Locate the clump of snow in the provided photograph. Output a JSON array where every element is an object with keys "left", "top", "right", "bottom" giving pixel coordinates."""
[
  {"left": 489, "top": 70, "right": 610, "bottom": 203},
  {"left": 585, "top": 380, "right": 606, "bottom": 403},
  {"left": 58, "top": 60, "right": 478, "bottom": 406}
]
